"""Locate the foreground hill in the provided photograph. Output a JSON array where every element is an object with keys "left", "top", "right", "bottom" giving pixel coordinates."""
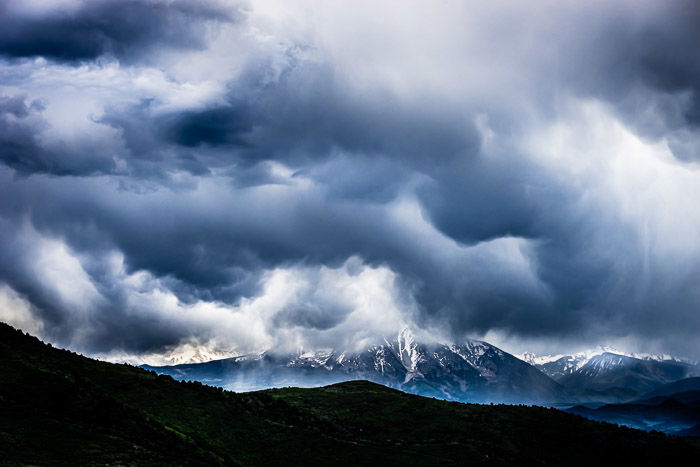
[
  {"left": 145, "top": 327, "right": 566, "bottom": 404},
  {"left": 1, "top": 323, "right": 699, "bottom": 466}
]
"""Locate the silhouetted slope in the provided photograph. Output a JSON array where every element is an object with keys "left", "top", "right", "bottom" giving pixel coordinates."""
[{"left": 1, "top": 322, "right": 698, "bottom": 466}]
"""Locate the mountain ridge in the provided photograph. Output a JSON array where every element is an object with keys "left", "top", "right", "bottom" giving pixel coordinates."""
[
  {"left": 144, "top": 328, "right": 700, "bottom": 405},
  {"left": 515, "top": 348, "right": 700, "bottom": 404},
  {"left": 144, "top": 327, "right": 567, "bottom": 404}
]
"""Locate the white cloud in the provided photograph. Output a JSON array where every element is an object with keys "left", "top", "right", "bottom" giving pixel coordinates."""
[{"left": 0, "top": 283, "right": 44, "bottom": 336}]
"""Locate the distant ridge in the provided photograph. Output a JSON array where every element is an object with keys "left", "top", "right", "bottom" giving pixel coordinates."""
[{"left": 519, "top": 349, "right": 700, "bottom": 403}]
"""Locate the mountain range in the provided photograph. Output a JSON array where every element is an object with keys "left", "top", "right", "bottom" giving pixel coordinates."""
[
  {"left": 144, "top": 328, "right": 566, "bottom": 404},
  {"left": 523, "top": 349, "right": 699, "bottom": 403},
  {"left": 2, "top": 321, "right": 698, "bottom": 465},
  {"left": 144, "top": 328, "right": 700, "bottom": 409}
]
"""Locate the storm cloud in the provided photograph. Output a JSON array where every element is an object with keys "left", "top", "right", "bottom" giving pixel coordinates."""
[
  {"left": 1, "top": 0, "right": 700, "bottom": 361},
  {"left": 0, "top": 0, "right": 233, "bottom": 63}
]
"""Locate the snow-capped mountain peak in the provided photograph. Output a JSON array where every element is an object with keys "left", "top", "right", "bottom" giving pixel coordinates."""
[
  {"left": 144, "top": 327, "right": 566, "bottom": 404},
  {"left": 517, "top": 346, "right": 699, "bottom": 401}
]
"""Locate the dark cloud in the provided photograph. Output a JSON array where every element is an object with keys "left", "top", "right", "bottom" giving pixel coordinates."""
[
  {"left": 160, "top": 105, "right": 253, "bottom": 148},
  {"left": 557, "top": 0, "right": 700, "bottom": 160},
  {"left": 97, "top": 60, "right": 480, "bottom": 177},
  {"left": 1, "top": 0, "right": 700, "bottom": 359},
  {"left": 0, "top": 0, "right": 234, "bottom": 63},
  {"left": 0, "top": 95, "right": 118, "bottom": 175}
]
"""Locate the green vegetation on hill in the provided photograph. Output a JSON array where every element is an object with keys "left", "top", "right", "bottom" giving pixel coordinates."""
[{"left": 0, "top": 322, "right": 698, "bottom": 466}]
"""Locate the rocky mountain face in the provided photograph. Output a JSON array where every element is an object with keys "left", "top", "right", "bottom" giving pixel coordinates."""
[
  {"left": 521, "top": 353, "right": 591, "bottom": 381},
  {"left": 144, "top": 328, "right": 567, "bottom": 404}
]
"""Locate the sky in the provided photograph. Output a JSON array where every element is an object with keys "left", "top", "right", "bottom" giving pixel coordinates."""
[{"left": 1, "top": 0, "right": 700, "bottom": 363}]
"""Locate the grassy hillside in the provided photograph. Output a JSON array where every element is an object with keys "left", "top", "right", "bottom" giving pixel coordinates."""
[{"left": 1, "top": 322, "right": 698, "bottom": 466}]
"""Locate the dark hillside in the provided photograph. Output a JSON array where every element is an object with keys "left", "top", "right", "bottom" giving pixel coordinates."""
[{"left": 0, "top": 322, "right": 697, "bottom": 466}]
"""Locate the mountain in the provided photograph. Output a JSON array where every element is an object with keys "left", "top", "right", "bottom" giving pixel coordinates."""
[
  {"left": 521, "top": 349, "right": 699, "bottom": 403},
  {"left": 2, "top": 321, "right": 699, "bottom": 466},
  {"left": 639, "top": 377, "right": 700, "bottom": 399},
  {"left": 634, "top": 390, "right": 700, "bottom": 407},
  {"left": 144, "top": 328, "right": 567, "bottom": 404},
  {"left": 520, "top": 349, "right": 612, "bottom": 381},
  {"left": 557, "top": 352, "right": 699, "bottom": 402},
  {"left": 527, "top": 354, "right": 589, "bottom": 380},
  {"left": 521, "top": 347, "right": 693, "bottom": 380}
]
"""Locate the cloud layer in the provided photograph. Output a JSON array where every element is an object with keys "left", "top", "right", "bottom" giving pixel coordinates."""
[{"left": 1, "top": 0, "right": 700, "bottom": 360}]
